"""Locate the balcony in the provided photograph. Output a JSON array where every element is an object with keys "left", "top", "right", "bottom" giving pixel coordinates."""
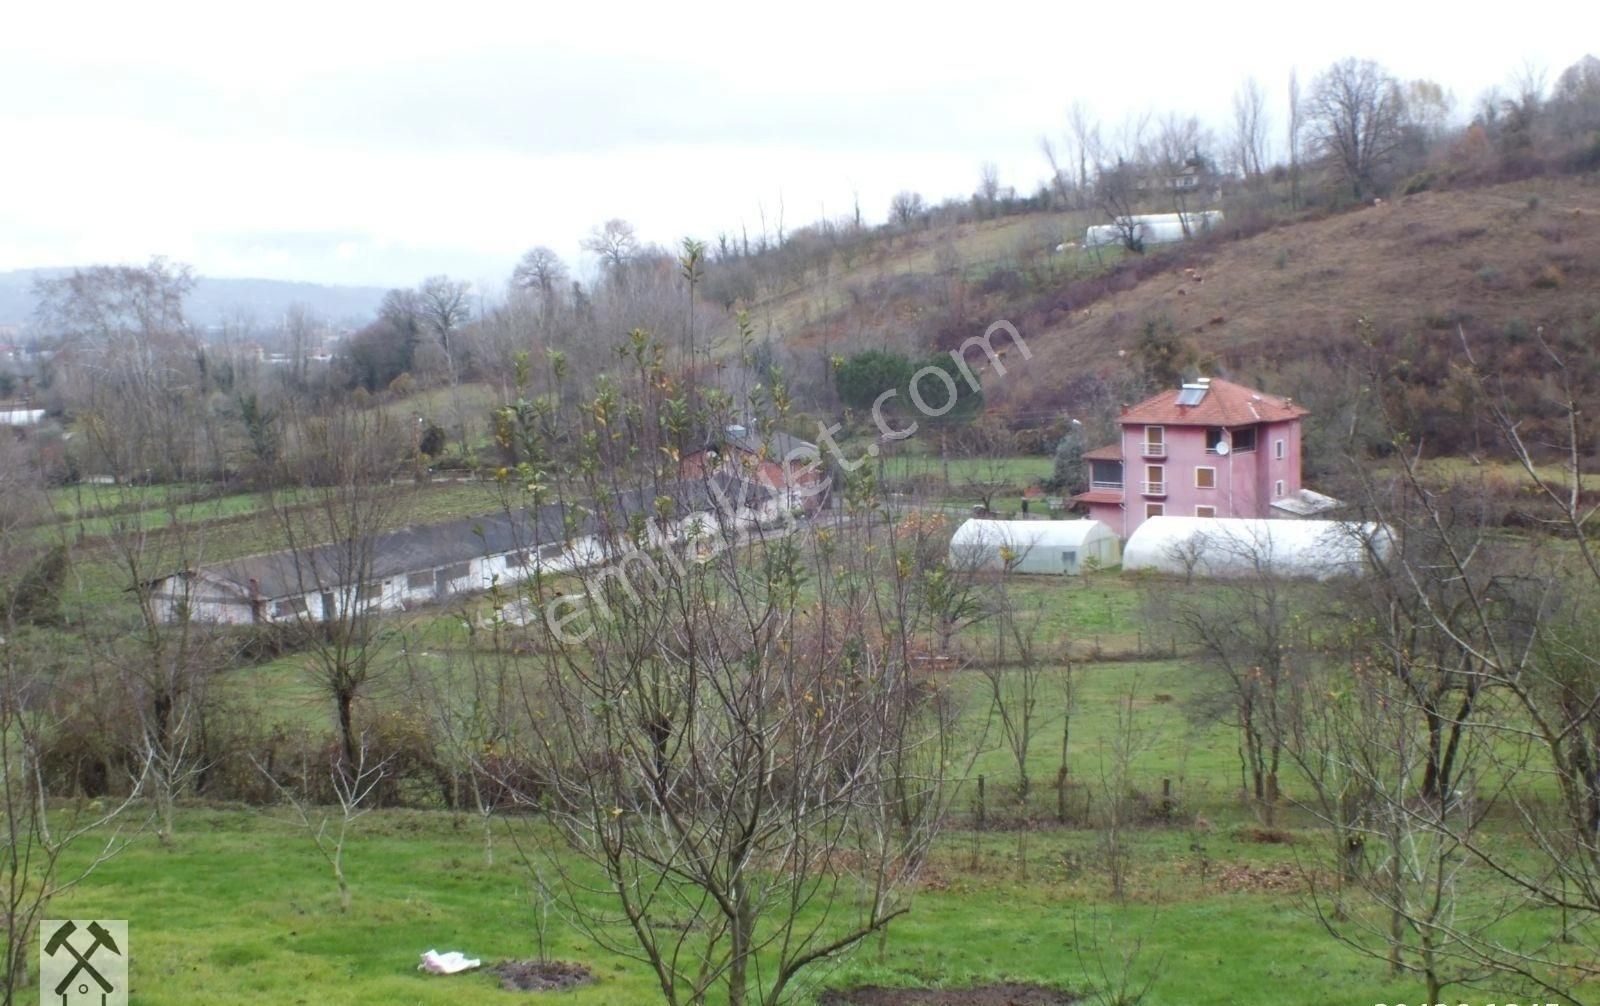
[
  {"left": 1090, "top": 480, "right": 1124, "bottom": 492},
  {"left": 1141, "top": 481, "right": 1167, "bottom": 497},
  {"left": 1140, "top": 443, "right": 1166, "bottom": 459}
]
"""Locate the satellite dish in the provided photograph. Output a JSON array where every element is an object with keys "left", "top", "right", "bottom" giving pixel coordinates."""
[{"left": 1214, "top": 439, "right": 1231, "bottom": 456}]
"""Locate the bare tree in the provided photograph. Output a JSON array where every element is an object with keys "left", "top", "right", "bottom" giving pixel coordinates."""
[
  {"left": 500, "top": 336, "right": 966, "bottom": 1006},
  {"left": 1305, "top": 58, "right": 1406, "bottom": 198},
  {"left": 980, "top": 586, "right": 1048, "bottom": 802},
  {"left": 283, "top": 302, "right": 317, "bottom": 389},
  {"left": 511, "top": 246, "right": 569, "bottom": 304},
  {"left": 2, "top": 546, "right": 147, "bottom": 1001},
  {"left": 418, "top": 275, "right": 473, "bottom": 453},
  {"left": 1153, "top": 527, "right": 1303, "bottom": 824},
  {"left": 1066, "top": 101, "right": 1101, "bottom": 207},
  {"left": 255, "top": 736, "right": 389, "bottom": 912},
  {"left": 33, "top": 258, "right": 206, "bottom": 480},
  {"left": 67, "top": 479, "right": 230, "bottom": 845},
  {"left": 1288, "top": 69, "right": 1304, "bottom": 209},
  {"left": 1229, "top": 77, "right": 1270, "bottom": 184},
  {"left": 266, "top": 404, "right": 406, "bottom": 771},
  {"left": 582, "top": 218, "right": 639, "bottom": 274},
  {"left": 1150, "top": 113, "right": 1212, "bottom": 228},
  {"left": 1094, "top": 678, "right": 1156, "bottom": 901},
  {"left": 887, "top": 191, "right": 926, "bottom": 227},
  {"left": 976, "top": 161, "right": 1002, "bottom": 211}
]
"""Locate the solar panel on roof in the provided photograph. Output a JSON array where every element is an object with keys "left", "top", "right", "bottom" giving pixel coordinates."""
[{"left": 1176, "top": 386, "right": 1207, "bottom": 406}]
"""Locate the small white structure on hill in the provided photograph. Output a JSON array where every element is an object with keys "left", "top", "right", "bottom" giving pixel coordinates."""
[
  {"left": 1084, "top": 211, "right": 1224, "bottom": 248},
  {"left": 949, "top": 518, "right": 1120, "bottom": 575},
  {"left": 1121, "top": 516, "right": 1390, "bottom": 580}
]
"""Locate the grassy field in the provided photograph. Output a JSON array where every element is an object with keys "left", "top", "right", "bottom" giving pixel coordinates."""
[
  {"left": 45, "top": 652, "right": 1574, "bottom": 1006},
  {"left": 21, "top": 476, "right": 1589, "bottom": 1004}
]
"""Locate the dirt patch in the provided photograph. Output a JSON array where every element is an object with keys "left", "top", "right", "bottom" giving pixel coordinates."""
[
  {"left": 488, "top": 959, "right": 595, "bottom": 993},
  {"left": 1216, "top": 863, "right": 1302, "bottom": 893},
  {"left": 1234, "top": 826, "right": 1296, "bottom": 844},
  {"left": 821, "top": 983, "right": 1076, "bottom": 1005}
]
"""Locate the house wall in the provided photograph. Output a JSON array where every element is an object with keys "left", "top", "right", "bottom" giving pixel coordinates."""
[{"left": 1116, "top": 418, "right": 1304, "bottom": 536}]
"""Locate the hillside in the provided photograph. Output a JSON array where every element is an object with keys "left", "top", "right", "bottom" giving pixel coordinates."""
[
  {"left": 1009, "top": 178, "right": 1600, "bottom": 405},
  {"left": 742, "top": 178, "right": 1600, "bottom": 446}
]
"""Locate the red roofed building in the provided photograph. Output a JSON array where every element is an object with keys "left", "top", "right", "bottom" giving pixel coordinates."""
[{"left": 1074, "top": 377, "right": 1330, "bottom": 538}]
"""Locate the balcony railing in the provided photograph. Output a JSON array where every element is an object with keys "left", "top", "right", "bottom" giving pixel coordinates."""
[
  {"left": 1090, "top": 480, "right": 1124, "bottom": 492},
  {"left": 1141, "top": 481, "right": 1167, "bottom": 497},
  {"left": 1140, "top": 443, "right": 1166, "bottom": 459}
]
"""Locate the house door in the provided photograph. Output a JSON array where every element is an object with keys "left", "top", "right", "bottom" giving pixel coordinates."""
[{"left": 1061, "top": 549, "right": 1077, "bottom": 574}]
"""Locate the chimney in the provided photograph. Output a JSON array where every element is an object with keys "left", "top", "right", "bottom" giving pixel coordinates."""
[{"left": 1119, "top": 403, "right": 1129, "bottom": 415}]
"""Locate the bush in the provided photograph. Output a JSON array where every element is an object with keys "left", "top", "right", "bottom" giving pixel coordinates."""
[
  {"left": 1398, "top": 169, "right": 1437, "bottom": 195},
  {"left": 6, "top": 544, "right": 68, "bottom": 626}
]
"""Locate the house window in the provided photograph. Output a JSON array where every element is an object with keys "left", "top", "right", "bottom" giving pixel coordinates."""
[
  {"left": 1090, "top": 460, "right": 1123, "bottom": 490},
  {"left": 1206, "top": 428, "right": 1226, "bottom": 453},
  {"left": 1232, "top": 426, "right": 1258, "bottom": 453},
  {"left": 273, "top": 597, "right": 308, "bottom": 618},
  {"left": 356, "top": 581, "right": 383, "bottom": 602},
  {"left": 439, "top": 562, "right": 470, "bottom": 582},
  {"left": 1194, "top": 466, "right": 1216, "bottom": 489},
  {"left": 1145, "top": 502, "right": 1164, "bottom": 518},
  {"left": 406, "top": 570, "right": 433, "bottom": 590},
  {"left": 538, "top": 542, "right": 566, "bottom": 561},
  {"left": 1143, "top": 464, "right": 1165, "bottom": 496},
  {"left": 1274, "top": 480, "right": 1286, "bottom": 497},
  {"left": 1275, "top": 438, "right": 1286, "bottom": 460},
  {"left": 1195, "top": 505, "right": 1216, "bottom": 518},
  {"left": 1143, "top": 426, "right": 1165, "bottom": 456}
]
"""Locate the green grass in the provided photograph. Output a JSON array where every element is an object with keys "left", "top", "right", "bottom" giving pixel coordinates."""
[{"left": 31, "top": 597, "right": 1594, "bottom": 1006}]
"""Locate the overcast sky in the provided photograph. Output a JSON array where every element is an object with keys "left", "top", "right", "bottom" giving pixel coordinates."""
[{"left": 0, "top": 1, "right": 1591, "bottom": 292}]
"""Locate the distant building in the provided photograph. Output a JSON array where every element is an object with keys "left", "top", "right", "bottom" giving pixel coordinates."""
[
  {"left": 148, "top": 474, "right": 779, "bottom": 625},
  {"left": 0, "top": 407, "right": 45, "bottom": 427},
  {"left": 682, "top": 425, "right": 831, "bottom": 516},
  {"left": 1073, "top": 377, "right": 1338, "bottom": 538}
]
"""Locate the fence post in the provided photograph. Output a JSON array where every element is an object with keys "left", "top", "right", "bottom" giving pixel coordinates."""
[
  {"left": 1056, "top": 766, "right": 1069, "bottom": 824},
  {"left": 976, "top": 774, "right": 987, "bottom": 831}
]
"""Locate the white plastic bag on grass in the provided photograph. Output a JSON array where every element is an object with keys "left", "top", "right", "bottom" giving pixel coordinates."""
[{"left": 419, "top": 949, "right": 481, "bottom": 974}]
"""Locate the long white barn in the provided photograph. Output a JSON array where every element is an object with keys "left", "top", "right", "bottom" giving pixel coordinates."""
[{"left": 150, "top": 475, "right": 779, "bottom": 624}]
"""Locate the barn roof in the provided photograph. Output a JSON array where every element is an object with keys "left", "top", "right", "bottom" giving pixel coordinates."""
[
  {"left": 1120, "top": 378, "right": 1307, "bottom": 427},
  {"left": 174, "top": 474, "right": 769, "bottom": 601}
]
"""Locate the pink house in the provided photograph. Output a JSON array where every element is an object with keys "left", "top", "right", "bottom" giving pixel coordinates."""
[{"left": 1074, "top": 377, "right": 1333, "bottom": 539}]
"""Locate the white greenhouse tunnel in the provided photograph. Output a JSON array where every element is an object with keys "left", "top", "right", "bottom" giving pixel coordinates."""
[
  {"left": 1121, "top": 516, "right": 1393, "bottom": 580},
  {"left": 948, "top": 518, "right": 1121, "bottom": 575}
]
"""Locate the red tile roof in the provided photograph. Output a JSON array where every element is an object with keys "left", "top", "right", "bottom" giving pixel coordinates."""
[
  {"left": 1083, "top": 443, "right": 1122, "bottom": 461},
  {"left": 1119, "top": 378, "right": 1307, "bottom": 427},
  {"left": 1071, "top": 489, "right": 1124, "bottom": 504}
]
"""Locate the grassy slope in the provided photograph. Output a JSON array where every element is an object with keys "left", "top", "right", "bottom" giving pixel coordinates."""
[
  {"left": 53, "top": 654, "right": 1574, "bottom": 1006},
  {"left": 735, "top": 178, "right": 1600, "bottom": 420},
  {"left": 1013, "top": 179, "right": 1600, "bottom": 398}
]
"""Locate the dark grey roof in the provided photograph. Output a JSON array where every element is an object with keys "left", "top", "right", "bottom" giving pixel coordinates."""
[{"left": 182, "top": 474, "right": 769, "bottom": 601}]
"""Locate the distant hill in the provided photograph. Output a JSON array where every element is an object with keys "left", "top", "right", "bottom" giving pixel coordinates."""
[
  {"left": 0, "top": 268, "right": 389, "bottom": 332},
  {"left": 732, "top": 177, "right": 1600, "bottom": 456}
]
